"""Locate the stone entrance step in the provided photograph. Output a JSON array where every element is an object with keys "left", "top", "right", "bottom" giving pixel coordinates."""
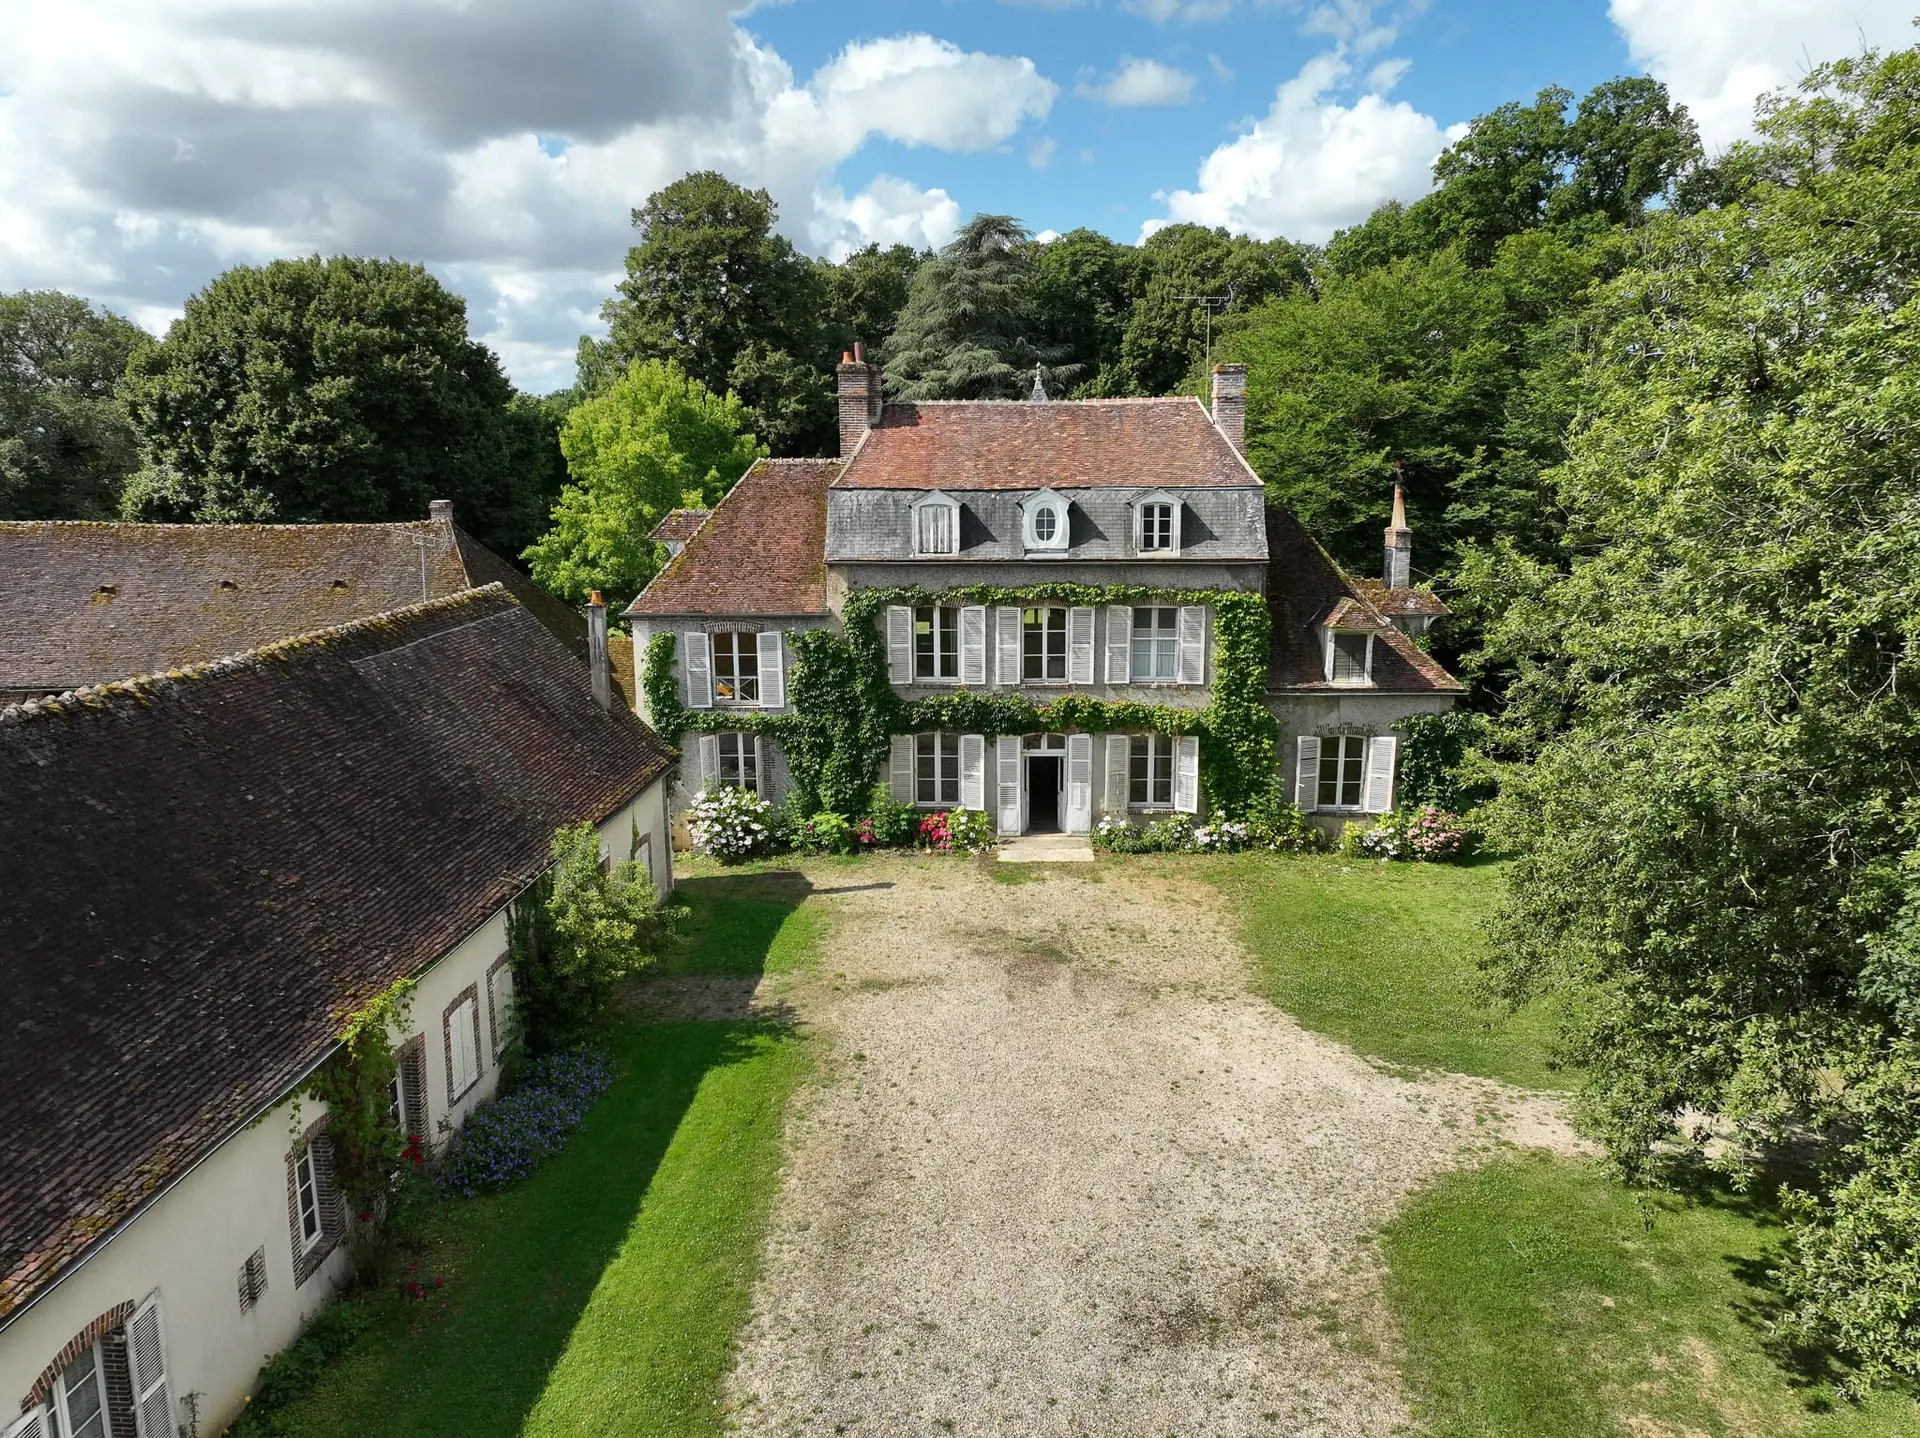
[{"left": 997, "top": 834, "right": 1095, "bottom": 863}]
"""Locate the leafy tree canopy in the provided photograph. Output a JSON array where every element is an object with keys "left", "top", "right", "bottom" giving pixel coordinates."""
[
  {"left": 524, "top": 358, "right": 761, "bottom": 610},
  {"left": 819, "top": 243, "right": 924, "bottom": 360},
  {"left": 1481, "top": 45, "right": 1920, "bottom": 1386},
  {"left": 121, "top": 256, "right": 542, "bottom": 555},
  {"left": 1031, "top": 228, "right": 1139, "bottom": 389},
  {"left": 0, "top": 291, "right": 145, "bottom": 519}
]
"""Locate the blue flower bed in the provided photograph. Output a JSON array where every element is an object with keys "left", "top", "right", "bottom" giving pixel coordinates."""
[{"left": 435, "top": 1046, "right": 616, "bottom": 1197}]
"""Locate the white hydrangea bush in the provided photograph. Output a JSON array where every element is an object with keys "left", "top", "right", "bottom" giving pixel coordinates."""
[{"left": 687, "top": 784, "right": 773, "bottom": 863}]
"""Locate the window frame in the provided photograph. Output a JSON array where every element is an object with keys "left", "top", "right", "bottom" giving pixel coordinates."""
[
  {"left": 710, "top": 630, "right": 761, "bottom": 706},
  {"left": 1316, "top": 734, "right": 1369, "bottom": 810},
  {"left": 715, "top": 731, "right": 761, "bottom": 791},
  {"left": 1132, "top": 491, "right": 1182, "bottom": 556},
  {"left": 1021, "top": 606, "right": 1069, "bottom": 684},
  {"left": 294, "top": 1143, "right": 325, "bottom": 1254},
  {"left": 1019, "top": 488, "right": 1071, "bottom": 553},
  {"left": 910, "top": 492, "right": 961, "bottom": 557},
  {"left": 913, "top": 731, "right": 962, "bottom": 808},
  {"left": 1129, "top": 606, "right": 1179, "bottom": 683},
  {"left": 913, "top": 605, "right": 961, "bottom": 683},
  {"left": 1128, "top": 734, "right": 1176, "bottom": 810},
  {"left": 50, "top": 1341, "right": 108, "bottom": 1438},
  {"left": 1324, "top": 629, "right": 1375, "bottom": 686}
]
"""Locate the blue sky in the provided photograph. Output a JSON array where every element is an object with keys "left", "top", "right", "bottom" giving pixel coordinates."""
[{"left": 0, "top": 0, "right": 1910, "bottom": 390}]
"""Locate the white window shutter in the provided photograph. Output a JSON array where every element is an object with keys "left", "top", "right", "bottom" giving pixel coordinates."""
[
  {"left": 1104, "top": 606, "right": 1132, "bottom": 684},
  {"left": 1173, "top": 735, "right": 1201, "bottom": 814},
  {"left": 6, "top": 1409, "right": 47, "bottom": 1438},
  {"left": 1064, "top": 733, "right": 1094, "bottom": 833},
  {"left": 959, "top": 734, "right": 986, "bottom": 809},
  {"left": 960, "top": 606, "right": 987, "bottom": 686},
  {"left": 995, "top": 606, "right": 1022, "bottom": 687},
  {"left": 452, "top": 998, "right": 478, "bottom": 1094},
  {"left": 889, "top": 735, "right": 913, "bottom": 803},
  {"left": 1294, "top": 736, "right": 1320, "bottom": 812},
  {"left": 886, "top": 606, "right": 913, "bottom": 684},
  {"left": 753, "top": 735, "right": 768, "bottom": 797},
  {"left": 996, "top": 735, "right": 1022, "bottom": 835},
  {"left": 1364, "top": 735, "right": 1398, "bottom": 813},
  {"left": 756, "top": 631, "right": 784, "bottom": 709},
  {"left": 1177, "top": 606, "right": 1206, "bottom": 685},
  {"left": 697, "top": 734, "right": 718, "bottom": 788},
  {"left": 1068, "top": 606, "right": 1096, "bottom": 685},
  {"left": 1105, "top": 734, "right": 1131, "bottom": 814},
  {"left": 684, "top": 631, "right": 713, "bottom": 710},
  {"left": 128, "top": 1294, "right": 171, "bottom": 1438}
]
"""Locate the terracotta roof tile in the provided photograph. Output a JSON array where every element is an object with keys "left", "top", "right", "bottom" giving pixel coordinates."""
[
  {"left": 833, "top": 399, "right": 1256, "bottom": 490},
  {"left": 626, "top": 460, "right": 834, "bottom": 617},
  {"left": 1351, "top": 577, "right": 1450, "bottom": 619},
  {"left": 649, "top": 509, "right": 712, "bottom": 543},
  {"left": 1264, "top": 507, "right": 1463, "bottom": 694},
  {"left": 0, "top": 587, "right": 672, "bottom": 1319}
]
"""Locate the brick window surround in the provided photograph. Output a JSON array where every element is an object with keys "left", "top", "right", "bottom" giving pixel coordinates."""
[
  {"left": 21, "top": 1301, "right": 136, "bottom": 1430},
  {"left": 393, "top": 1033, "right": 429, "bottom": 1153},
  {"left": 484, "top": 954, "right": 512, "bottom": 1059},
  {"left": 443, "top": 983, "right": 482, "bottom": 1107},
  {"left": 286, "top": 1114, "right": 345, "bottom": 1287}
]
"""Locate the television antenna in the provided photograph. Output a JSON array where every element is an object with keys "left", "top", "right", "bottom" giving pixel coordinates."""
[{"left": 1175, "top": 285, "right": 1236, "bottom": 393}]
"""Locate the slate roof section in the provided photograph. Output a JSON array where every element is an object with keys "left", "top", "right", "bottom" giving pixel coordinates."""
[
  {"left": 626, "top": 459, "right": 835, "bottom": 618},
  {"left": 0, "top": 515, "right": 586, "bottom": 697},
  {"left": 0, "top": 586, "right": 672, "bottom": 1324},
  {"left": 1351, "top": 577, "right": 1450, "bottom": 619},
  {"left": 649, "top": 509, "right": 712, "bottom": 544},
  {"left": 1264, "top": 507, "right": 1463, "bottom": 694},
  {"left": 833, "top": 398, "right": 1258, "bottom": 491}
]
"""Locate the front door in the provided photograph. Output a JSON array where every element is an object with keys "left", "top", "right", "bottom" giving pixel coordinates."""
[{"left": 1025, "top": 754, "right": 1062, "bottom": 832}]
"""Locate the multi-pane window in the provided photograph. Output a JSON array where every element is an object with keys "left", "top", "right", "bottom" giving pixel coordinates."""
[
  {"left": 1329, "top": 631, "right": 1371, "bottom": 684},
  {"left": 1318, "top": 735, "right": 1367, "bottom": 808},
  {"left": 915, "top": 503, "right": 957, "bottom": 555},
  {"left": 387, "top": 1063, "right": 408, "bottom": 1135},
  {"left": 1131, "top": 607, "right": 1178, "bottom": 681},
  {"left": 55, "top": 1344, "right": 107, "bottom": 1438},
  {"left": 1023, "top": 606, "right": 1068, "bottom": 682},
  {"left": 1137, "top": 502, "right": 1175, "bottom": 552},
  {"left": 915, "top": 732, "right": 961, "bottom": 806},
  {"left": 717, "top": 732, "right": 759, "bottom": 790},
  {"left": 712, "top": 631, "right": 760, "bottom": 704},
  {"left": 914, "top": 605, "right": 960, "bottom": 681},
  {"left": 1129, "top": 734, "right": 1175, "bottom": 808},
  {"left": 294, "top": 1144, "right": 323, "bottom": 1252}
]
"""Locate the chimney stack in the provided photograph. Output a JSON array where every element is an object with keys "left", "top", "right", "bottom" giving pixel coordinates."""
[
  {"left": 586, "top": 590, "right": 613, "bottom": 712},
  {"left": 836, "top": 345, "right": 883, "bottom": 458},
  {"left": 1384, "top": 468, "right": 1413, "bottom": 590},
  {"left": 1210, "top": 364, "right": 1246, "bottom": 455},
  {"left": 428, "top": 499, "right": 453, "bottom": 524}
]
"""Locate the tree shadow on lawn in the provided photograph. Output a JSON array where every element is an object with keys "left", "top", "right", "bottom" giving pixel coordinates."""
[{"left": 291, "top": 873, "right": 814, "bottom": 1438}]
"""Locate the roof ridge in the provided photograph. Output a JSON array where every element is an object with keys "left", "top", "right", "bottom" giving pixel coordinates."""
[
  {"left": 884, "top": 396, "right": 1201, "bottom": 407},
  {"left": 0, "top": 519, "right": 441, "bottom": 534},
  {"left": 0, "top": 584, "right": 515, "bottom": 728}
]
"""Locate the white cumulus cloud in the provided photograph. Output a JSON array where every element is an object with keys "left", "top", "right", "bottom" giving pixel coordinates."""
[
  {"left": 1609, "top": 0, "right": 1917, "bottom": 149},
  {"left": 1078, "top": 58, "right": 1199, "bottom": 107},
  {"left": 1146, "top": 50, "right": 1460, "bottom": 243}
]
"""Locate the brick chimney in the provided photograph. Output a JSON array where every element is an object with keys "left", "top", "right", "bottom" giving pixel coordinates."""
[
  {"left": 1384, "top": 469, "right": 1413, "bottom": 590},
  {"left": 586, "top": 591, "right": 612, "bottom": 712},
  {"left": 837, "top": 341, "right": 883, "bottom": 458},
  {"left": 1210, "top": 364, "right": 1246, "bottom": 455}
]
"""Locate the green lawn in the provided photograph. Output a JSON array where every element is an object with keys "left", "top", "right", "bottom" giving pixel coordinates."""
[
  {"left": 1203, "top": 852, "right": 1563, "bottom": 1089},
  {"left": 266, "top": 874, "right": 818, "bottom": 1438}
]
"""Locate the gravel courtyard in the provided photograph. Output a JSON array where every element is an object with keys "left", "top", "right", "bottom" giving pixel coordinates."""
[{"left": 670, "top": 856, "right": 1572, "bottom": 1437}]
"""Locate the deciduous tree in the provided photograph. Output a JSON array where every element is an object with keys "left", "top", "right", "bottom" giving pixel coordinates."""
[{"left": 0, "top": 291, "right": 145, "bottom": 519}]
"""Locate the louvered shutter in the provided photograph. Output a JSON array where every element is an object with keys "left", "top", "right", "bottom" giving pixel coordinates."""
[
  {"left": 1105, "top": 734, "right": 1131, "bottom": 814},
  {"left": 5, "top": 1409, "right": 47, "bottom": 1438},
  {"left": 889, "top": 735, "right": 913, "bottom": 803},
  {"left": 1173, "top": 735, "right": 1201, "bottom": 814},
  {"left": 1067, "top": 607, "right": 1095, "bottom": 685},
  {"left": 1364, "top": 735, "right": 1398, "bottom": 813},
  {"left": 996, "top": 735, "right": 1022, "bottom": 835},
  {"left": 1064, "top": 733, "right": 1094, "bottom": 833},
  {"left": 756, "top": 631, "right": 784, "bottom": 709},
  {"left": 959, "top": 734, "right": 986, "bottom": 810},
  {"left": 127, "top": 1295, "right": 170, "bottom": 1438},
  {"left": 995, "top": 606, "right": 1021, "bottom": 687},
  {"left": 959, "top": 606, "right": 987, "bottom": 685},
  {"left": 1177, "top": 606, "right": 1206, "bottom": 685},
  {"left": 1104, "top": 605, "right": 1132, "bottom": 683},
  {"left": 684, "top": 631, "right": 713, "bottom": 709},
  {"left": 697, "top": 734, "right": 718, "bottom": 789},
  {"left": 1294, "top": 736, "right": 1320, "bottom": 812},
  {"left": 753, "top": 736, "right": 768, "bottom": 797},
  {"left": 887, "top": 606, "right": 912, "bottom": 684},
  {"left": 451, "top": 998, "right": 478, "bottom": 1095}
]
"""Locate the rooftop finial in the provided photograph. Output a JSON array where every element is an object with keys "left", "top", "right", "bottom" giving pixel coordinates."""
[{"left": 1030, "top": 365, "right": 1047, "bottom": 403}]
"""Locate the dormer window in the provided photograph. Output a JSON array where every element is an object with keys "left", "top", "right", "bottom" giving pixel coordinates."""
[
  {"left": 1132, "top": 491, "right": 1182, "bottom": 556},
  {"left": 1325, "top": 630, "right": 1374, "bottom": 685},
  {"left": 911, "top": 491, "right": 961, "bottom": 557},
  {"left": 1019, "top": 488, "right": 1070, "bottom": 553}
]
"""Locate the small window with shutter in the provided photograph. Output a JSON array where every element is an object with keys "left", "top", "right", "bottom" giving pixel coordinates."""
[
  {"left": 238, "top": 1246, "right": 269, "bottom": 1315},
  {"left": 1327, "top": 631, "right": 1373, "bottom": 685},
  {"left": 914, "top": 732, "right": 962, "bottom": 807},
  {"left": 1129, "top": 735, "right": 1176, "bottom": 808},
  {"left": 446, "top": 991, "right": 481, "bottom": 1102},
  {"left": 1317, "top": 735, "right": 1368, "bottom": 808},
  {"left": 710, "top": 632, "right": 761, "bottom": 704}
]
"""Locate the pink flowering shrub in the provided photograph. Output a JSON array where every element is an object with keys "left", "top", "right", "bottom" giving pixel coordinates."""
[{"left": 1349, "top": 805, "right": 1468, "bottom": 862}]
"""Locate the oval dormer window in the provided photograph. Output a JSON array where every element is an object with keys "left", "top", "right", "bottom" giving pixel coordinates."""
[
  {"left": 1021, "top": 489, "right": 1070, "bottom": 552},
  {"left": 1032, "top": 506, "right": 1058, "bottom": 543}
]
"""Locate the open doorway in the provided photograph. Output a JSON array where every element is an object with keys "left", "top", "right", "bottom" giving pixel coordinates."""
[{"left": 1026, "top": 754, "right": 1062, "bottom": 832}]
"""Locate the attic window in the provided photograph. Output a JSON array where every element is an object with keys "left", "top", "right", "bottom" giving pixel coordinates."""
[
  {"left": 910, "top": 491, "right": 961, "bottom": 557},
  {"left": 1326, "top": 631, "right": 1374, "bottom": 685},
  {"left": 328, "top": 579, "right": 349, "bottom": 590},
  {"left": 1132, "top": 491, "right": 1182, "bottom": 556},
  {"left": 1019, "top": 489, "right": 1070, "bottom": 553},
  {"left": 218, "top": 579, "right": 238, "bottom": 591},
  {"left": 92, "top": 584, "right": 117, "bottom": 603}
]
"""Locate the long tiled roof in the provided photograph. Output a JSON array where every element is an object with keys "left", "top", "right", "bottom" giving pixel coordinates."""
[
  {"left": 833, "top": 399, "right": 1257, "bottom": 491},
  {"left": 626, "top": 459, "right": 834, "bottom": 618},
  {"left": 1264, "top": 507, "right": 1463, "bottom": 694},
  {"left": 1351, "top": 577, "right": 1449, "bottom": 619},
  {"left": 649, "top": 509, "right": 712, "bottom": 544},
  {"left": 0, "top": 517, "right": 585, "bottom": 697},
  {"left": 0, "top": 587, "right": 672, "bottom": 1323}
]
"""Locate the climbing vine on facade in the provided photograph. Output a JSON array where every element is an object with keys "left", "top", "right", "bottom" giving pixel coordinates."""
[
  {"left": 305, "top": 978, "right": 415, "bottom": 1215},
  {"left": 639, "top": 582, "right": 1278, "bottom": 818}
]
